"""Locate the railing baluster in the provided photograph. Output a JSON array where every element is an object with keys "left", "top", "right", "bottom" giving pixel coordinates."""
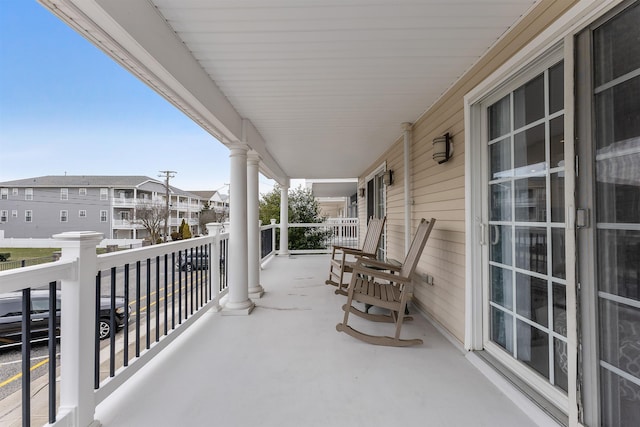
[
  {"left": 171, "top": 252, "right": 176, "bottom": 329},
  {"left": 48, "top": 281, "right": 57, "bottom": 424},
  {"left": 146, "top": 258, "right": 151, "bottom": 350},
  {"left": 135, "top": 261, "right": 141, "bottom": 357},
  {"left": 94, "top": 272, "right": 101, "bottom": 390},
  {"left": 178, "top": 251, "right": 183, "bottom": 324},
  {"left": 110, "top": 267, "right": 117, "bottom": 377},
  {"left": 124, "top": 264, "right": 129, "bottom": 366},
  {"left": 190, "top": 247, "right": 194, "bottom": 316},
  {"left": 164, "top": 253, "right": 168, "bottom": 336},
  {"left": 155, "top": 256, "right": 160, "bottom": 343},
  {"left": 21, "top": 288, "right": 31, "bottom": 427}
]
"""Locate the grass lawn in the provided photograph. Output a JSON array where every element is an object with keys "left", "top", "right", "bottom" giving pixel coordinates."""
[{"left": 0, "top": 247, "right": 61, "bottom": 261}]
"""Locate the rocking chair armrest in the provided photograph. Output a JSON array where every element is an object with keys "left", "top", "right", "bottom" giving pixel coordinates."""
[
  {"left": 351, "top": 264, "right": 411, "bottom": 285},
  {"left": 337, "top": 247, "right": 366, "bottom": 256},
  {"left": 354, "top": 257, "right": 402, "bottom": 272}
]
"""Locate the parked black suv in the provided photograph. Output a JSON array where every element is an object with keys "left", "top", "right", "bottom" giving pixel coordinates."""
[
  {"left": 0, "top": 289, "right": 128, "bottom": 348},
  {"left": 176, "top": 253, "right": 209, "bottom": 271}
]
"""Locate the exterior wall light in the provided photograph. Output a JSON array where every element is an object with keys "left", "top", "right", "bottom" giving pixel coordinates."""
[
  {"left": 359, "top": 187, "right": 366, "bottom": 197},
  {"left": 383, "top": 170, "right": 394, "bottom": 186},
  {"left": 432, "top": 132, "right": 453, "bottom": 164}
]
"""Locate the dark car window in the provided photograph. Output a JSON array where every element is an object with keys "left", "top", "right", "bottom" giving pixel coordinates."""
[
  {"left": 0, "top": 300, "right": 23, "bottom": 317},
  {"left": 32, "top": 297, "right": 59, "bottom": 314}
]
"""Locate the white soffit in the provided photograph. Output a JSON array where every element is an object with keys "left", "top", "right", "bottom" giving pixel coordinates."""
[{"left": 47, "top": 0, "right": 539, "bottom": 181}]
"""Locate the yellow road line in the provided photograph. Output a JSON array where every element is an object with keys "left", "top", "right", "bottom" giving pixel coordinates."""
[{"left": 0, "top": 358, "right": 50, "bottom": 388}]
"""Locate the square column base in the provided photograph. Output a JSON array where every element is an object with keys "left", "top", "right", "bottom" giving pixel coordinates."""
[
  {"left": 249, "top": 285, "right": 264, "bottom": 299},
  {"left": 222, "top": 300, "right": 255, "bottom": 316}
]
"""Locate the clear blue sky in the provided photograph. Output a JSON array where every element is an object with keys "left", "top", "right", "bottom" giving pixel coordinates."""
[{"left": 0, "top": 1, "right": 278, "bottom": 194}]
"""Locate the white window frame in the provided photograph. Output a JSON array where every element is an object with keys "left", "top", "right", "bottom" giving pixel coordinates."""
[
  {"left": 79, "top": 210, "right": 87, "bottom": 218},
  {"left": 60, "top": 210, "right": 68, "bottom": 222},
  {"left": 100, "top": 188, "right": 108, "bottom": 200},
  {"left": 11, "top": 188, "right": 18, "bottom": 196},
  {"left": 60, "top": 188, "right": 69, "bottom": 200},
  {"left": 25, "top": 188, "right": 33, "bottom": 200},
  {"left": 11, "top": 210, "right": 17, "bottom": 218},
  {"left": 79, "top": 188, "right": 87, "bottom": 196},
  {"left": 25, "top": 210, "right": 32, "bottom": 222},
  {"left": 100, "top": 210, "right": 108, "bottom": 222},
  {"left": 0, "top": 210, "right": 7, "bottom": 222},
  {"left": 1, "top": 188, "right": 7, "bottom": 200}
]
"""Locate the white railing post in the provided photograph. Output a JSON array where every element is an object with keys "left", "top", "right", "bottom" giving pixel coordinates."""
[
  {"left": 270, "top": 219, "right": 277, "bottom": 255},
  {"left": 53, "top": 231, "right": 103, "bottom": 427},
  {"left": 206, "top": 223, "right": 223, "bottom": 312}
]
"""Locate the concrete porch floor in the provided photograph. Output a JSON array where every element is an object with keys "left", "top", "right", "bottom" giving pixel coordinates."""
[{"left": 95, "top": 254, "right": 541, "bottom": 427}]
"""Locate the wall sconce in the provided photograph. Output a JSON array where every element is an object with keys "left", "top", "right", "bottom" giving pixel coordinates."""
[
  {"left": 383, "top": 170, "right": 394, "bottom": 186},
  {"left": 359, "top": 187, "right": 366, "bottom": 197},
  {"left": 432, "top": 132, "right": 453, "bottom": 164}
]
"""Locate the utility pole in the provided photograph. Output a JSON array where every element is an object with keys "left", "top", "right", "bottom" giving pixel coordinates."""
[{"left": 159, "top": 170, "right": 176, "bottom": 243}]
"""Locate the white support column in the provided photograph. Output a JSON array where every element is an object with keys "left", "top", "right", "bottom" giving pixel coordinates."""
[
  {"left": 247, "top": 151, "right": 264, "bottom": 298},
  {"left": 224, "top": 143, "right": 254, "bottom": 315},
  {"left": 279, "top": 180, "right": 290, "bottom": 256},
  {"left": 53, "top": 231, "right": 103, "bottom": 427}
]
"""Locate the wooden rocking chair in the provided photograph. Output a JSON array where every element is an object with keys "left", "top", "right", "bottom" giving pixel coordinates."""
[
  {"left": 325, "top": 216, "right": 386, "bottom": 295},
  {"left": 336, "top": 218, "right": 435, "bottom": 347}
]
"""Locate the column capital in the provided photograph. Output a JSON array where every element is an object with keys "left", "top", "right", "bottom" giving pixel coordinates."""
[
  {"left": 247, "top": 150, "right": 261, "bottom": 164},
  {"left": 228, "top": 142, "right": 250, "bottom": 155},
  {"left": 401, "top": 122, "right": 413, "bottom": 131}
]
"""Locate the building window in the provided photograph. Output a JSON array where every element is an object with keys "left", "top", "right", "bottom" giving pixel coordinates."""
[
  {"left": 120, "top": 211, "right": 130, "bottom": 221},
  {"left": 0, "top": 188, "right": 7, "bottom": 200},
  {"left": 11, "top": 188, "right": 18, "bottom": 196},
  {"left": 0, "top": 211, "right": 7, "bottom": 222},
  {"left": 79, "top": 188, "right": 87, "bottom": 196},
  {"left": 25, "top": 210, "right": 32, "bottom": 222},
  {"left": 60, "top": 210, "right": 68, "bottom": 222},
  {"left": 25, "top": 188, "right": 33, "bottom": 200},
  {"left": 100, "top": 210, "right": 108, "bottom": 222},
  {"left": 79, "top": 210, "right": 87, "bottom": 218},
  {"left": 11, "top": 210, "right": 17, "bottom": 218},
  {"left": 60, "top": 188, "right": 68, "bottom": 200},
  {"left": 100, "top": 188, "right": 108, "bottom": 200}
]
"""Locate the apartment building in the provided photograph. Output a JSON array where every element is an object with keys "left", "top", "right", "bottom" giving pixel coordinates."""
[{"left": 0, "top": 175, "right": 203, "bottom": 240}]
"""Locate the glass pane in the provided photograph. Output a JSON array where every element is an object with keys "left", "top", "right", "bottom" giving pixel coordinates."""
[
  {"left": 515, "top": 227, "right": 547, "bottom": 275},
  {"left": 515, "top": 177, "right": 546, "bottom": 222},
  {"left": 600, "top": 367, "right": 640, "bottom": 427},
  {"left": 597, "top": 229, "right": 640, "bottom": 301},
  {"left": 554, "top": 338, "right": 569, "bottom": 392},
  {"left": 514, "top": 73, "right": 545, "bottom": 129},
  {"left": 599, "top": 299, "right": 640, "bottom": 375},
  {"left": 549, "top": 62, "right": 564, "bottom": 114},
  {"left": 553, "top": 283, "right": 567, "bottom": 335},
  {"left": 516, "top": 320, "right": 549, "bottom": 378},
  {"left": 594, "top": 3, "right": 640, "bottom": 87},
  {"left": 516, "top": 273, "right": 548, "bottom": 327},
  {"left": 489, "top": 95, "right": 510, "bottom": 140},
  {"left": 514, "top": 124, "right": 546, "bottom": 175},
  {"left": 491, "top": 265, "right": 513, "bottom": 310},
  {"left": 552, "top": 228, "right": 566, "bottom": 280},
  {"left": 550, "top": 173, "right": 565, "bottom": 223},
  {"left": 491, "top": 307, "right": 513, "bottom": 353},
  {"left": 550, "top": 116, "right": 565, "bottom": 168},
  {"left": 490, "top": 225, "right": 512, "bottom": 265},
  {"left": 595, "top": 76, "right": 640, "bottom": 150},
  {"left": 490, "top": 182, "right": 512, "bottom": 221},
  {"left": 490, "top": 138, "right": 512, "bottom": 179}
]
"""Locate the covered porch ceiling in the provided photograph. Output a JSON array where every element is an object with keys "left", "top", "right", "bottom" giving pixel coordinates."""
[{"left": 40, "top": 0, "right": 538, "bottom": 186}]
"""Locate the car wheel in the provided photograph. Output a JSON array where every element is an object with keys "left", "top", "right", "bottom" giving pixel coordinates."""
[
  {"left": 185, "top": 263, "right": 193, "bottom": 272},
  {"left": 99, "top": 319, "right": 111, "bottom": 340}
]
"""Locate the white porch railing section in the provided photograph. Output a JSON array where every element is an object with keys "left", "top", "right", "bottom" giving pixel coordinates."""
[
  {"left": 0, "top": 219, "right": 356, "bottom": 426},
  {"left": 0, "top": 224, "right": 229, "bottom": 427}
]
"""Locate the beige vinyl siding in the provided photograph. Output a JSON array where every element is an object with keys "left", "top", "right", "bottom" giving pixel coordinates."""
[{"left": 357, "top": 0, "right": 578, "bottom": 344}]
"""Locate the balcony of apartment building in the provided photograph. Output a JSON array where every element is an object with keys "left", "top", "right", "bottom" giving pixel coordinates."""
[{"left": 0, "top": 222, "right": 541, "bottom": 427}]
